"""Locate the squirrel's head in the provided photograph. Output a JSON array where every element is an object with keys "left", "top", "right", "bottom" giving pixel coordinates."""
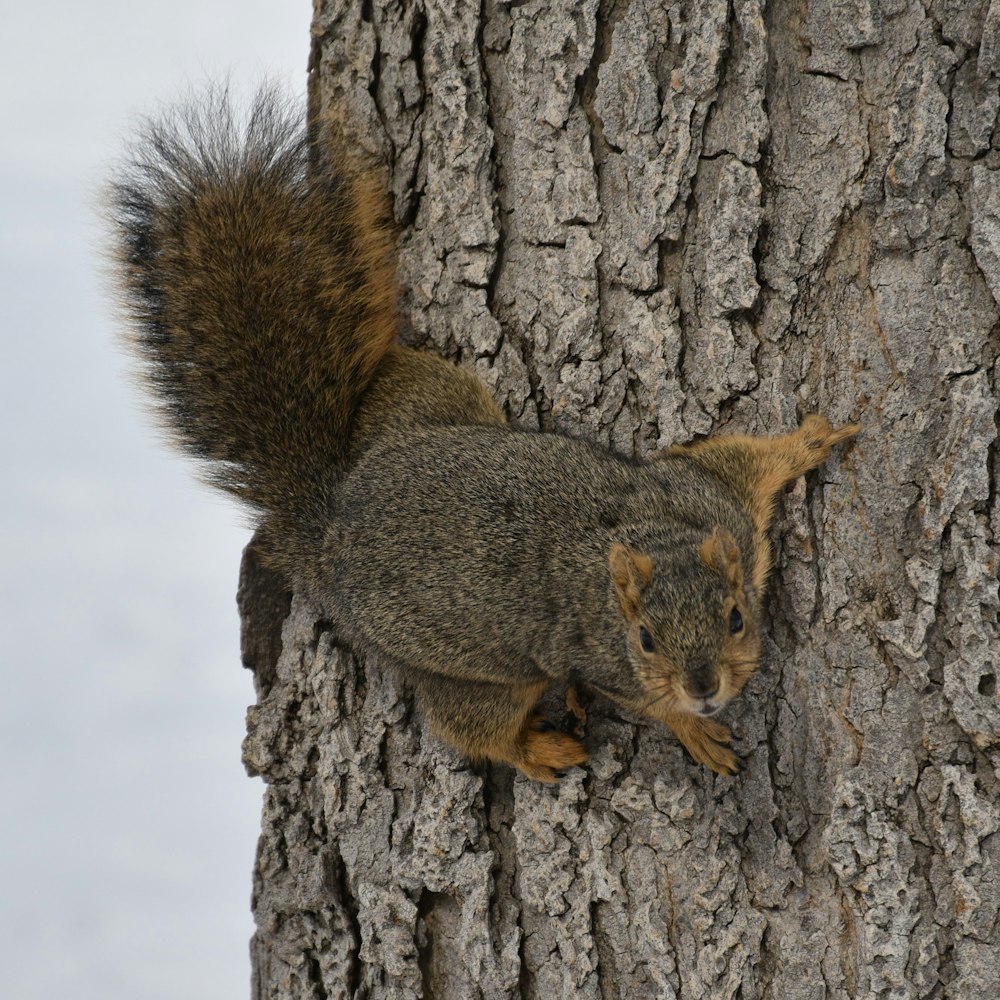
[{"left": 608, "top": 528, "right": 761, "bottom": 717}]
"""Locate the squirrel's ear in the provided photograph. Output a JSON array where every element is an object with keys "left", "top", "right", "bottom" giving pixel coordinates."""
[
  {"left": 698, "top": 527, "right": 743, "bottom": 590},
  {"left": 609, "top": 543, "right": 654, "bottom": 619}
]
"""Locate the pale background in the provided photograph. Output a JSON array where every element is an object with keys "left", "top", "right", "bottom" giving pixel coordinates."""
[{"left": 0, "top": 3, "right": 311, "bottom": 997}]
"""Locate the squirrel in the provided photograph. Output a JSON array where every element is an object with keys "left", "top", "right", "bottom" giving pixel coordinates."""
[{"left": 109, "top": 88, "right": 858, "bottom": 782}]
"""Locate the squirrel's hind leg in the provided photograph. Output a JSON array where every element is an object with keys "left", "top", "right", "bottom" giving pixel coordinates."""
[
  {"left": 668, "top": 414, "right": 858, "bottom": 531},
  {"left": 413, "top": 673, "right": 588, "bottom": 783},
  {"left": 666, "top": 414, "right": 858, "bottom": 588}
]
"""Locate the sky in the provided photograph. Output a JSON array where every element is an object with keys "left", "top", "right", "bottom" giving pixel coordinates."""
[{"left": 0, "top": 3, "right": 311, "bottom": 997}]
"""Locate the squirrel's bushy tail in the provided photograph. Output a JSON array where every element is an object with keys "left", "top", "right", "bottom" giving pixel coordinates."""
[{"left": 109, "top": 86, "right": 397, "bottom": 534}]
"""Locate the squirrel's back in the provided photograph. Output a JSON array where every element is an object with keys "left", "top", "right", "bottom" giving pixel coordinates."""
[{"left": 109, "top": 87, "right": 398, "bottom": 543}]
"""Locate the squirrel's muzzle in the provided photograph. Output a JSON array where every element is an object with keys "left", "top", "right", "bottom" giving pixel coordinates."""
[{"left": 685, "top": 664, "right": 720, "bottom": 700}]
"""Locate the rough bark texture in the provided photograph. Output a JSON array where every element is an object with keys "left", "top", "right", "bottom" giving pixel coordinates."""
[{"left": 241, "top": 1, "right": 1000, "bottom": 997}]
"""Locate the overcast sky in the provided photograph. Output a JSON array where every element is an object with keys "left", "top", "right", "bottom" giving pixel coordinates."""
[{"left": 0, "top": 3, "right": 311, "bottom": 997}]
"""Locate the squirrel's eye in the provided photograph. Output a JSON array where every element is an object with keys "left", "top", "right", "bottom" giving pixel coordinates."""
[
  {"left": 638, "top": 626, "right": 656, "bottom": 653},
  {"left": 729, "top": 607, "right": 744, "bottom": 634}
]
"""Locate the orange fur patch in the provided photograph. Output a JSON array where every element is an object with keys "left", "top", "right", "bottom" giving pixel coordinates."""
[
  {"left": 665, "top": 711, "right": 739, "bottom": 775},
  {"left": 518, "top": 718, "right": 589, "bottom": 782}
]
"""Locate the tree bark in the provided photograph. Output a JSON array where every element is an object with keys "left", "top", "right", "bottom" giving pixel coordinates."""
[{"left": 241, "top": 1, "right": 1000, "bottom": 997}]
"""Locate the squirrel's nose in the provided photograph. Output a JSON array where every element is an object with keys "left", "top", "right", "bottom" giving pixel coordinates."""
[{"left": 686, "top": 666, "right": 719, "bottom": 700}]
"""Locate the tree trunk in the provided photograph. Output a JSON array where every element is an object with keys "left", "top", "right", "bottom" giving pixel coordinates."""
[{"left": 240, "top": 1, "right": 1000, "bottom": 996}]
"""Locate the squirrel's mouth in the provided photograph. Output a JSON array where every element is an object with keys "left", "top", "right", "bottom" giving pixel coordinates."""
[{"left": 695, "top": 699, "right": 722, "bottom": 717}]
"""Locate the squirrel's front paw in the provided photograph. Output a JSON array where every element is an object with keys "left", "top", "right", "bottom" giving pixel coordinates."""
[
  {"left": 516, "top": 715, "right": 588, "bottom": 783},
  {"left": 674, "top": 715, "right": 741, "bottom": 776},
  {"left": 798, "top": 414, "right": 860, "bottom": 455}
]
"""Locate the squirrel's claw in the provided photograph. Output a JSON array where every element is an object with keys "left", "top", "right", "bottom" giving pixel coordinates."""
[
  {"left": 671, "top": 715, "right": 741, "bottom": 776},
  {"left": 699, "top": 741, "right": 741, "bottom": 777}
]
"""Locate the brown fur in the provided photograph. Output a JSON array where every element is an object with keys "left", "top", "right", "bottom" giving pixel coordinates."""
[{"left": 108, "top": 87, "right": 399, "bottom": 555}]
